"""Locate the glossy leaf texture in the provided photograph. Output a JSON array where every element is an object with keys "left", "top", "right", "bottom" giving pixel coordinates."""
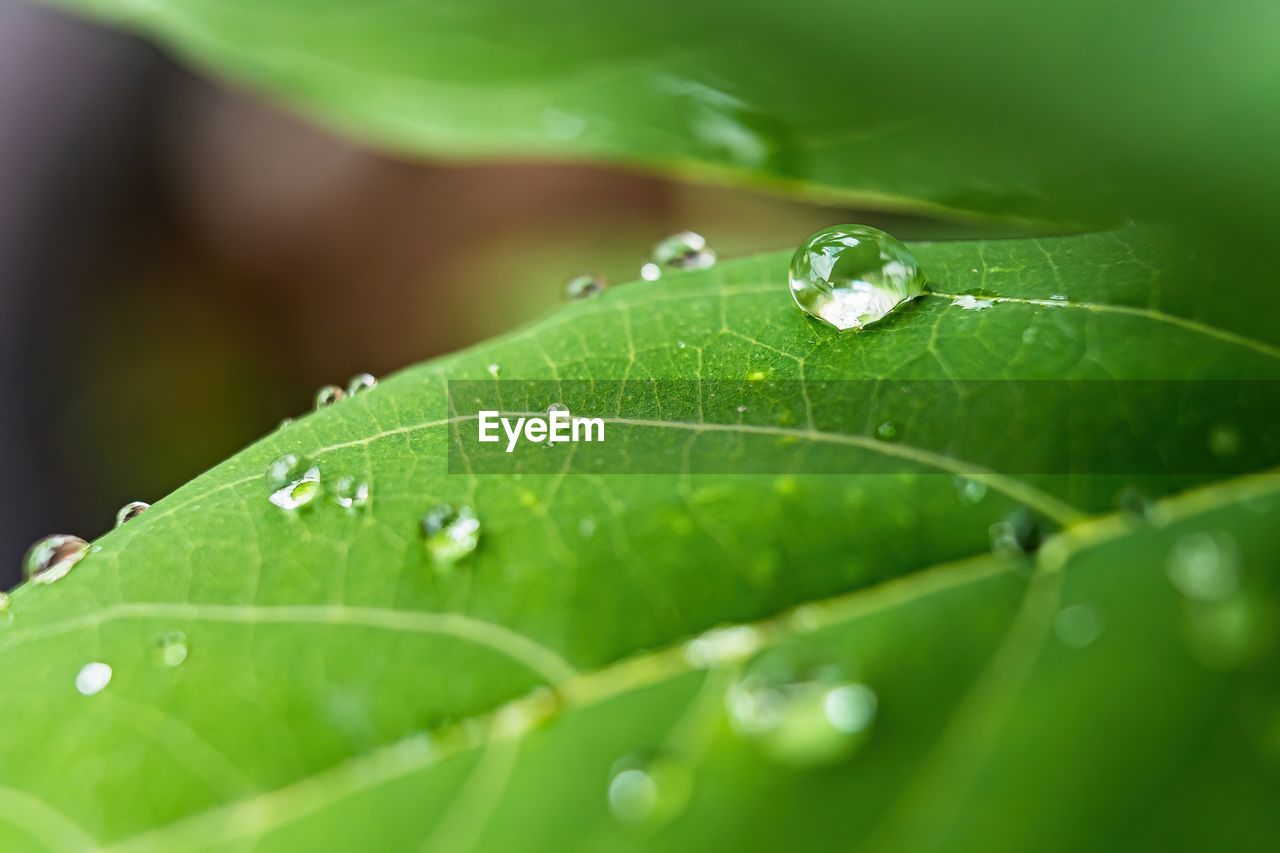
[
  {"left": 1, "top": 231, "right": 1278, "bottom": 850},
  {"left": 51, "top": 0, "right": 1280, "bottom": 231}
]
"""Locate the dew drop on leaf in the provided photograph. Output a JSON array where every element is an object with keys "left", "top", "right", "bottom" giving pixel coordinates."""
[
  {"left": 789, "top": 224, "right": 923, "bottom": 330},
  {"left": 332, "top": 475, "right": 370, "bottom": 510},
  {"left": 486, "top": 363, "right": 501, "bottom": 379},
  {"left": 607, "top": 754, "right": 692, "bottom": 827},
  {"left": 1054, "top": 604, "right": 1104, "bottom": 649},
  {"left": 155, "top": 631, "right": 189, "bottom": 667},
  {"left": 875, "top": 420, "right": 899, "bottom": 442},
  {"left": 75, "top": 662, "right": 112, "bottom": 696},
  {"left": 24, "top": 534, "right": 89, "bottom": 585},
  {"left": 421, "top": 504, "right": 481, "bottom": 564},
  {"left": 115, "top": 501, "right": 151, "bottom": 527},
  {"left": 645, "top": 231, "right": 717, "bottom": 280},
  {"left": 989, "top": 507, "right": 1042, "bottom": 556},
  {"left": 314, "top": 384, "right": 346, "bottom": 409},
  {"left": 565, "top": 274, "right": 606, "bottom": 300},
  {"left": 954, "top": 476, "right": 987, "bottom": 505},
  {"left": 265, "top": 453, "right": 321, "bottom": 511},
  {"left": 346, "top": 373, "right": 378, "bottom": 396}
]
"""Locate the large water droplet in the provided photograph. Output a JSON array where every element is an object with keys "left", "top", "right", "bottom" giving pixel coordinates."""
[
  {"left": 789, "top": 224, "right": 923, "bottom": 331},
  {"left": 115, "top": 501, "right": 150, "bottom": 527},
  {"left": 265, "top": 453, "right": 321, "bottom": 511},
  {"left": 726, "top": 665, "right": 877, "bottom": 767},
  {"left": 1166, "top": 532, "right": 1240, "bottom": 601},
  {"left": 155, "top": 631, "right": 189, "bottom": 667},
  {"left": 346, "top": 373, "right": 378, "bottom": 396},
  {"left": 607, "top": 754, "right": 692, "bottom": 827},
  {"left": 644, "top": 231, "right": 716, "bottom": 280},
  {"left": 565, "top": 274, "right": 606, "bottom": 301},
  {"left": 314, "top": 385, "right": 345, "bottom": 409},
  {"left": 332, "top": 475, "right": 370, "bottom": 510},
  {"left": 76, "top": 662, "right": 112, "bottom": 696},
  {"left": 421, "top": 504, "right": 481, "bottom": 564},
  {"left": 24, "top": 534, "right": 89, "bottom": 585}
]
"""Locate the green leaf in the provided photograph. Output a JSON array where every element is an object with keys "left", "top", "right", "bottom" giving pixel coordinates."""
[
  {"left": 1, "top": 231, "right": 1278, "bottom": 850},
  {"left": 52, "top": 0, "right": 1280, "bottom": 229}
]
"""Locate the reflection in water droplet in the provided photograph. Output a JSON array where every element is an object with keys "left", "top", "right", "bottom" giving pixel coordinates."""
[
  {"left": 1054, "top": 604, "right": 1104, "bottom": 648},
  {"left": 1208, "top": 424, "right": 1241, "bottom": 458},
  {"left": 684, "top": 625, "right": 762, "bottom": 668},
  {"left": 789, "top": 225, "right": 923, "bottom": 331},
  {"left": 265, "top": 453, "right": 321, "bottom": 511},
  {"left": 607, "top": 754, "right": 691, "bottom": 827},
  {"left": 1166, "top": 532, "right": 1239, "bottom": 601},
  {"left": 76, "top": 662, "right": 112, "bottom": 696},
  {"left": 315, "top": 385, "right": 345, "bottom": 409},
  {"left": 333, "top": 476, "right": 370, "bottom": 510},
  {"left": 24, "top": 534, "right": 89, "bottom": 585},
  {"left": 648, "top": 231, "right": 717, "bottom": 278},
  {"left": 155, "top": 631, "right": 189, "bottom": 667},
  {"left": 346, "top": 373, "right": 378, "bottom": 396},
  {"left": 875, "top": 421, "right": 899, "bottom": 442},
  {"left": 421, "top": 504, "right": 481, "bottom": 564},
  {"left": 565, "top": 274, "right": 606, "bottom": 301},
  {"left": 115, "top": 501, "right": 151, "bottom": 527},
  {"left": 951, "top": 294, "right": 994, "bottom": 311},
  {"left": 954, "top": 477, "right": 987, "bottom": 505},
  {"left": 989, "top": 507, "right": 1042, "bottom": 556}
]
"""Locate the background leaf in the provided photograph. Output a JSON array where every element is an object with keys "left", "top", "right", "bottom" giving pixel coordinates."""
[{"left": 2, "top": 231, "right": 1277, "bottom": 850}]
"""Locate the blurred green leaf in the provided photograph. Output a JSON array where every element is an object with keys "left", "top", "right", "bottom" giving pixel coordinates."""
[
  {"left": 50, "top": 0, "right": 1280, "bottom": 229},
  {"left": 1, "top": 231, "right": 1277, "bottom": 850}
]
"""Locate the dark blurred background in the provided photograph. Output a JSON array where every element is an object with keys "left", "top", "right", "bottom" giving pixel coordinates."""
[{"left": 0, "top": 0, "right": 1001, "bottom": 587}]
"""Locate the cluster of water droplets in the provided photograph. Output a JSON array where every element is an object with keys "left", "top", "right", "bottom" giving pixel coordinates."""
[
  {"left": 264, "top": 452, "right": 370, "bottom": 514},
  {"left": 310, "top": 373, "right": 378, "bottom": 412},
  {"left": 641, "top": 231, "right": 717, "bottom": 281}
]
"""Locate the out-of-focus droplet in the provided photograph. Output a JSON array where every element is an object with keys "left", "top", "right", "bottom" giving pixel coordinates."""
[
  {"left": 1054, "top": 604, "right": 1104, "bottom": 649},
  {"left": 789, "top": 224, "right": 923, "bottom": 331},
  {"left": 115, "top": 501, "right": 150, "bottom": 527},
  {"left": 989, "top": 507, "right": 1042, "bottom": 556},
  {"left": 954, "top": 477, "right": 987, "bottom": 505},
  {"left": 486, "top": 363, "right": 501, "bottom": 379},
  {"left": 951, "top": 294, "right": 994, "bottom": 310},
  {"left": 565, "top": 274, "right": 606, "bottom": 300},
  {"left": 266, "top": 453, "right": 321, "bottom": 511},
  {"left": 646, "top": 231, "right": 717, "bottom": 279},
  {"left": 76, "top": 662, "right": 112, "bottom": 696},
  {"left": 346, "top": 373, "right": 378, "bottom": 396},
  {"left": 1166, "top": 532, "right": 1239, "bottom": 601},
  {"left": 1115, "top": 485, "right": 1152, "bottom": 519},
  {"left": 155, "top": 631, "right": 189, "bottom": 667},
  {"left": 24, "top": 534, "right": 89, "bottom": 585},
  {"left": 684, "top": 625, "right": 762, "bottom": 668},
  {"left": 607, "top": 754, "right": 692, "bottom": 827},
  {"left": 315, "top": 385, "right": 346, "bottom": 409},
  {"left": 0, "top": 591, "right": 10, "bottom": 618},
  {"left": 332, "top": 475, "right": 370, "bottom": 510},
  {"left": 421, "top": 504, "right": 481, "bottom": 565}
]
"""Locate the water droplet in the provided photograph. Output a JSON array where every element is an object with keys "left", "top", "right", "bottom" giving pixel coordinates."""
[
  {"left": 640, "top": 262, "right": 661, "bottom": 281},
  {"left": 115, "top": 501, "right": 150, "bottom": 527},
  {"left": 332, "top": 475, "right": 370, "bottom": 510},
  {"left": 277, "top": 417, "right": 294, "bottom": 430},
  {"left": 648, "top": 231, "right": 717, "bottom": 277},
  {"left": 486, "top": 363, "right": 501, "bottom": 379},
  {"left": 684, "top": 625, "right": 762, "bottom": 668},
  {"left": 1050, "top": 293, "right": 1068, "bottom": 301},
  {"left": 736, "top": 404, "right": 749, "bottom": 414},
  {"left": 1208, "top": 424, "right": 1241, "bottom": 458},
  {"left": 607, "top": 754, "right": 692, "bottom": 827},
  {"left": 1166, "top": 532, "right": 1240, "bottom": 601},
  {"left": 565, "top": 274, "right": 606, "bottom": 300},
  {"left": 0, "top": 591, "right": 10, "bottom": 619},
  {"left": 314, "top": 385, "right": 345, "bottom": 409},
  {"left": 421, "top": 504, "right": 481, "bottom": 564},
  {"left": 265, "top": 453, "right": 321, "bottom": 511},
  {"left": 24, "top": 534, "right": 89, "bottom": 585},
  {"left": 1114, "top": 485, "right": 1152, "bottom": 519},
  {"left": 874, "top": 420, "right": 899, "bottom": 442},
  {"left": 951, "top": 294, "right": 995, "bottom": 311},
  {"left": 789, "top": 224, "right": 923, "bottom": 331},
  {"left": 1054, "top": 604, "right": 1104, "bottom": 648},
  {"left": 989, "top": 507, "right": 1042, "bottom": 556},
  {"left": 726, "top": 665, "right": 877, "bottom": 766},
  {"left": 954, "top": 477, "right": 987, "bottom": 504},
  {"left": 547, "top": 402, "right": 569, "bottom": 414},
  {"left": 76, "top": 662, "right": 112, "bottom": 696},
  {"left": 346, "top": 373, "right": 377, "bottom": 396},
  {"left": 155, "top": 631, "right": 188, "bottom": 667},
  {"left": 676, "top": 340, "right": 687, "bottom": 349}
]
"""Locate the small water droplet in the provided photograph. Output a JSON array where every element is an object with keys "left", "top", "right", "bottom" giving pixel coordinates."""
[
  {"left": 421, "top": 504, "right": 481, "bottom": 565},
  {"left": 332, "top": 475, "right": 370, "bottom": 509},
  {"left": 76, "top": 662, "right": 112, "bottom": 696},
  {"left": 265, "top": 453, "right": 321, "bottom": 511},
  {"left": 954, "top": 476, "right": 987, "bottom": 504},
  {"left": 1166, "top": 532, "right": 1239, "bottom": 601},
  {"left": 1054, "top": 604, "right": 1104, "bottom": 648},
  {"left": 736, "top": 404, "right": 749, "bottom": 414},
  {"left": 24, "top": 534, "right": 89, "bottom": 585},
  {"left": 1049, "top": 293, "right": 1068, "bottom": 302},
  {"left": 789, "top": 224, "right": 923, "bottom": 331},
  {"left": 607, "top": 754, "right": 691, "bottom": 827},
  {"left": 155, "top": 631, "right": 188, "bottom": 667},
  {"left": 951, "top": 294, "right": 995, "bottom": 311},
  {"left": 1114, "top": 485, "right": 1152, "bottom": 518},
  {"left": 486, "top": 363, "right": 501, "bottom": 379},
  {"left": 649, "top": 231, "right": 717, "bottom": 276},
  {"left": 314, "top": 385, "right": 345, "bottom": 409},
  {"left": 115, "top": 501, "right": 150, "bottom": 527},
  {"left": 875, "top": 421, "right": 899, "bottom": 442},
  {"left": 989, "top": 507, "right": 1042, "bottom": 556},
  {"left": 640, "top": 262, "right": 661, "bottom": 281},
  {"left": 277, "top": 417, "right": 294, "bottom": 430},
  {"left": 1208, "top": 424, "right": 1241, "bottom": 458},
  {"left": 346, "top": 373, "right": 377, "bottom": 396},
  {"left": 676, "top": 340, "right": 687, "bottom": 349},
  {"left": 565, "top": 274, "right": 606, "bottom": 300},
  {"left": 684, "top": 625, "right": 762, "bottom": 668},
  {"left": 726, "top": 664, "right": 877, "bottom": 766}
]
